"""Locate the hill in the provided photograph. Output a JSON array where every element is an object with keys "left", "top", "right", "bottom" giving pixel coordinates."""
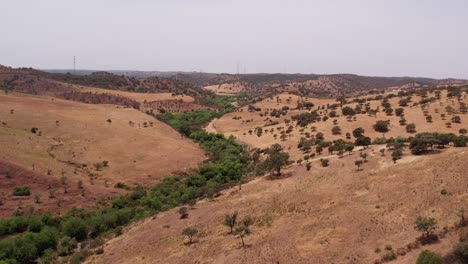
[
  {"left": 0, "top": 65, "right": 211, "bottom": 98},
  {"left": 87, "top": 144, "right": 468, "bottom": 264},
  {"left": 0, "top": 92, "right": 206, "bottom": 217}
]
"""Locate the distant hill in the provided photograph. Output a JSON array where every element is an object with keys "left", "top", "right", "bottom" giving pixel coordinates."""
[
  {"left": 4, "top": 65, "right": 468, "bottom": 98},
  {"left": 0, "top": 65, "right": 211, "bottom": 98}
]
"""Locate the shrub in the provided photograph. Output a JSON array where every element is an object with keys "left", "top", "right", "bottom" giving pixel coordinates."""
[
  {"left": 178, "top": 207, "right": 188, "bottom": 219},
  {"left": 415, "top": 216, "right": 437, "bottom": 239},
  {"left": 440, "top": 189, "right": 448, "bottom": 195},
  {"left": 331, "top": 126, "right": 342, "bottom": 135},
  {"left": 416, "top": 250, "right": 442, "bottom": 264},
  {"left": 455, "top": 242, "right": 468, "bottom": 263},
  {"left": 406, "top": 123, "right": 416, "bottom": 133},
  {"left": 182, "top": 227, "right": 198, "bottom": 244},
  {"left": 320, "top": 159, "right": 329, "bottom": 167},
  {"left": 374, "top": 120, "right": 390, "bottom": 133},
  {"left": 13, "top": 186, "right": 31, "bottom": 196},
  {"left": 62, "top": 217, "right": 87, "bottom": 241}
]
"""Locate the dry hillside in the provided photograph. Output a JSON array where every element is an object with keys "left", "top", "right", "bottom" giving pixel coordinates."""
[
  {"left": 0, "top": 92, "right": 205, "bottom": 216},
  {"left": 88, "top": 145, "right": 468, "bottom": 264}
]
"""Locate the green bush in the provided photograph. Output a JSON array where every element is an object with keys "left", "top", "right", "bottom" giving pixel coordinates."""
[
  {"left": 416, "top": 250, "right": 442, "bottom": 264},
  {"left": 62, "top": 217, "right": 87, "bottom": 241},
  {"left": 455, "top": 242, "right": 468, "bottom": 263},
  {"left": 13, "top": 186, "right": 30, "bottom": 196}
]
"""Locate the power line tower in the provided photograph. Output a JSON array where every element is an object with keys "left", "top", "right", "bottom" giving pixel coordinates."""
[{"left": 73, "top": 56, "right": 76, "bottom": 74}]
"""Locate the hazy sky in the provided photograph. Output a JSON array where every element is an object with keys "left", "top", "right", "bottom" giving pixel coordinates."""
[{"left": 2, "top": 0, "right": 468, "bottom": 78}]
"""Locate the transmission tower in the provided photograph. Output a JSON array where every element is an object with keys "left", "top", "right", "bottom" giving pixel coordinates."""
[{"left": 73, "top": 56, "right": 76, "bottom": 74}]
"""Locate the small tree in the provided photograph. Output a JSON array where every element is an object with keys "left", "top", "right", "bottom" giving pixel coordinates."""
[
  {"left": 374, "top": 120, "right": 390, "bottom": 133},
  {"left": 320, "top": 159, "right": 329, "bottom": 167},
  {"left": 415, "top": 216, "right": 437, "bottom": 239},
  {"left": 352, "top": 127, "right": 365, "bottom": 138},
  {"left": 355, "top": 160, "right": 363, "bottom": 171},
  {"left": 406, "top": 123, "right": 416, "bottom": 133},
  {"left": 61, "top": 176, "right": 68, "bottom": 194},
  {"left": 355, "top": 136, "right": 371, "bottom": 148},
  {"left": 223, "top": 211, "right": 238, "bottom": 234},
  {"left": 331, "top": 126, "right": 342, "bottom": 135},
  {"left": 49, "top": 188, "right": 56, "bottom": 198},
  {"left": 345, "top": 145, "right": 354, "bottom": 155},
  {"left": 182, "top": 227, "right": 198, "bottom": 244},
  {"left": 416, "top": 250, "right": 442, "bottom": 264},
  {"left": 234, "top": 216, "right": 253, "bottom": 247},
  {"left": 306, "top": 162, "right": 311, "bottom": 171},
  {"left": 77, "top": 180, "right": 83, "bottom": 189},
  {"left": 455, "top": 242, "right": 468, "bottom": 263},
  {"left": 452, "top": 116, "right": 461, "bottom": 123},
  {"left": 264, "top": 144, "right": 290, "bottom": 176},
  {"left": 34, "top": 193, "right": 42, "bottom": 204},
  {"left": 391, "top": 149, "right": 403, "bottom": 163},
  {"left": 178, "top": 207, "right": 189, "bottom": 219},
  {"left": 359, "top": 152, "right": 368, "bottom": 162}
]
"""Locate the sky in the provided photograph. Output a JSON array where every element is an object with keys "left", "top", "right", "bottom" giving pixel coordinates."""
[{"left": 1, "top": 0, "right": 468, "bottom": 78}]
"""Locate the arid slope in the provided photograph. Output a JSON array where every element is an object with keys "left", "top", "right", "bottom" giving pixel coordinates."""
[{"left": 88, "top": 146, "right": 468, "bottom": 264}]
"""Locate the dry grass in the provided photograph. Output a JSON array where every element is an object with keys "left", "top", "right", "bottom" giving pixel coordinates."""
[
  {"left": 87, "top": 145, "right": 468, "bottom": 264},
  {"left": 207, "top": 91, "right": 467, "bottom": 160},
  {"left": 78, "top": 86, "right": 195, "bottom": 102},
  {"left": 0, "top": 93, "right": 205, "bottom": 215}
]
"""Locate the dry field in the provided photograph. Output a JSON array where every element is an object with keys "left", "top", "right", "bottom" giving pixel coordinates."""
[
  {"left": 207, "top": 91, "right": 467, "bottom": 160},
  {"left": 0, "top": 92, "right": 205, "bottom": 215},
  {"left": 204, "top": 82, "right": 247, "bottom": 95},
  {"left": 77, "top": 86, "right": 195, "bottom": 102},
  {"left": 87, "top": 144, "right": 468, "bottom": 264}
]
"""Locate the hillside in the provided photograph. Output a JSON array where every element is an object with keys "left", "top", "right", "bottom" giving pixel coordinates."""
[
  {"left": 0, "top": 65, "right": 211, "bottom": 99},
  {"left": 145, "top": 71, "right": 468, "bottom": 97},
  {"left": 0, "top": 92, "right": 206, "bottom": 217},
  {"left": 87, "top": 145, "right": 468, "bottom": 264},
  {"left": 207, "top": 88, "right": 467, "bottom": 161}
]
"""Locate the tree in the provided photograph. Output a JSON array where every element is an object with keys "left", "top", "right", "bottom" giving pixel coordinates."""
[
  {"left": 455, "top": 242, "right": 468, "bottom": 263},
  {"left": 352, "top": 127, "right": 365, "bottom": 138},
  {"left": 342, "top": 106, "right": 356, "bottom": 116},
  {"left": 62, "top": 217, "right": 88, "bottom": 241},
  {"left": 345, "top": 145, "right": 354, "bottom": 155},
  {"left": 355, "top": 136, "right": 371, "bottom": 148},
  {"left": 452, "top": 115, "right": 461, "bottom": 123},
  {"left": 415, "top": 216, "right": 437, "bottom": 239},
  {"left": 182, "top": 227, "right": 198, "bottom": 244},
  {"left": 264, "top": 144, "right": 290, "bottom": 176},
  {"left": 453, "top": 136, "right": 467, "bottom": 147},
  {"left": 178, "top": 207, "right": 188, "bottom": 219},
  {"left": 391, "top": 148, "right": 403, "bottom": 163},
  {"left": 355, "top": 160, "right": 363, "bottom": 171},
  {"left": 374, "top": 120, "right": 390, "bottom": 133},
  {"left": 234, "top": 216, "right": 253, "bottom": 247},
  {"left": 306, "top": 162, "right": 311, "bottom": 171},
  {"left": 223, "top": 211, "right": 238, "bottom": 234},
  {"left": 395, "top": 108, "right": 404, "bottom": 117},
  {"left": 320, "top": 159, "right": 329, "bottom": 167},
  {"left": 34, "top": 193, "right": 42, "bottom": 204},
  {"left": 416, "top": 250, "right": 442, "bottom": 264},
  {"left": 331, "top": 126, "right": 342, "bottom": 135},
  {"left": 379, "top": 148, "right": 385, "bottom": 156},
  {"left": 406, "top": 123, "right": 416, "bottom": 133}
]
